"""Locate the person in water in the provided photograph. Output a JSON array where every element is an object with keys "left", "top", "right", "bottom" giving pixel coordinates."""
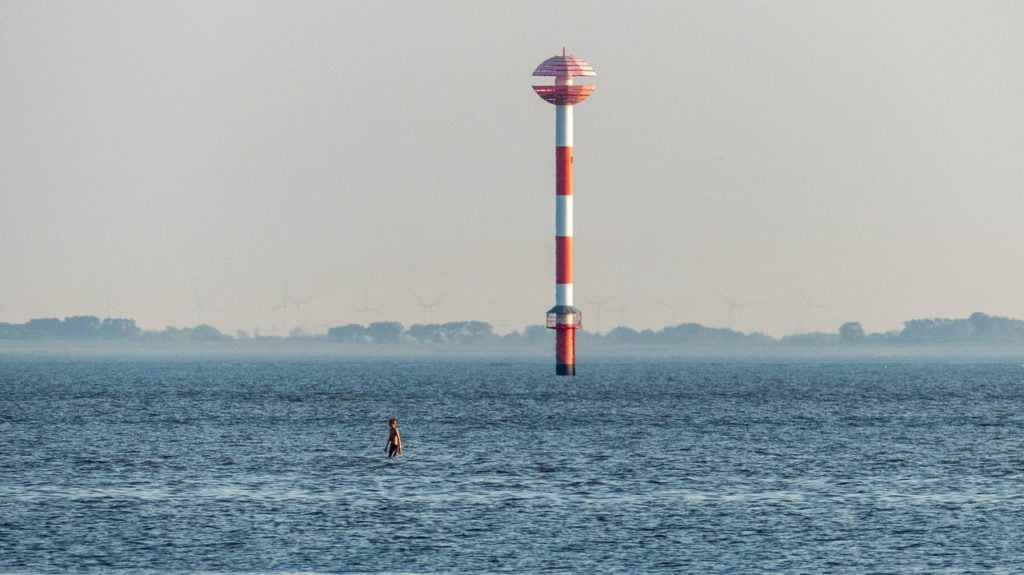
[{"left": 386, "top": 417, "right": 403, "bottom": 458}]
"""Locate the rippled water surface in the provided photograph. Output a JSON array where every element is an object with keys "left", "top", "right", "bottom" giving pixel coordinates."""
[{"left": 2, "top": 356, "right": 1023, "bottom": 573}]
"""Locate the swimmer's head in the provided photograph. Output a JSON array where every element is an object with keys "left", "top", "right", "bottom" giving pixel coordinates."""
[{"left": 389, "top": 417, "right": 397, "bottom": 426}]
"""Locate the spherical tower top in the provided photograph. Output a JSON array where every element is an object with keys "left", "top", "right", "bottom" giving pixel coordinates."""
[{"left": 532, "top": 48, "right": 595, "bottom": 106}]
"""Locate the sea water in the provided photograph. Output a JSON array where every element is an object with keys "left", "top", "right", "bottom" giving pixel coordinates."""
[{"left": 1, "top": 355, "right": 1022, "bottom": 573}]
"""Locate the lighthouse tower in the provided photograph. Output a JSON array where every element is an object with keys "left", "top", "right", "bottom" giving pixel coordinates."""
[{"left": 532, "top": 49, "right": 596, "bottom": 376}]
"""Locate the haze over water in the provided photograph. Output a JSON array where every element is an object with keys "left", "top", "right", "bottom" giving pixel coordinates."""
[{"left": 3, "top": 357, "right": 1022, "bottom": 572}]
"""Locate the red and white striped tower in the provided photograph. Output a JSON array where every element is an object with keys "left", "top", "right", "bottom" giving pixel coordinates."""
[{"left": 533, "top": 49, "right": 595, "bottom": 376}]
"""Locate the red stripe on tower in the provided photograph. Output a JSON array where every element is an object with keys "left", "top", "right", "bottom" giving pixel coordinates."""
[
  {"left": 556, "top": 147, "right": 572, "bottom": 196},
  {"left": 533, "top": 49, "right": 595, "bottom": 376},
  {"left": 555, "top": 236, "right": 573, "bottom": 284}
]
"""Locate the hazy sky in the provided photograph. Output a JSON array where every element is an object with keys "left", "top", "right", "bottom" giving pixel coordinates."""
[{"left": 2, "top": 1, "right": 1022, "bottom": 337}]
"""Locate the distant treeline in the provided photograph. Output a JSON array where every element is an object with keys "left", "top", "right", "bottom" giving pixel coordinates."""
[
  {"left": 0, "top": 317, "right": 226, "bottom": 343},
  {"left": 3, "top": 312, "right": 1024, "bottom": 349}
]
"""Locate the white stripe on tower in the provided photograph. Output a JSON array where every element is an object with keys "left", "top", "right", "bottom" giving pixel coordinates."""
[
  {"left": 556, "top": 104, "right": 573, "bottom": 147},
  {"left": 555, "top": 196, "right": 573, "bottom": 240}
]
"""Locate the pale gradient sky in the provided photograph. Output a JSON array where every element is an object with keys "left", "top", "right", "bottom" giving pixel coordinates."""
[{"left": 2, "top": 1, "right": 1023, "bottom": 337}]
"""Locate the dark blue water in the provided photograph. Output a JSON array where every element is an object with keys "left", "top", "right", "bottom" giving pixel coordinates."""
[{"left": 2, "top": 356, "right": 1023, "bottom": 573}]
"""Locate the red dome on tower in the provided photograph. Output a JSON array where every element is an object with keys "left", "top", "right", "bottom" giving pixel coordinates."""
[{"left": 532, "top": 49, "right": 596, "bottom": 106}]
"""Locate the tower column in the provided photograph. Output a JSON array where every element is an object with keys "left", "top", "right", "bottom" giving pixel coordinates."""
[
  {"left": 554, "top": 102, "right": 576, "bottom": 375},
  {"left": 533, "top": 50, "right": 595, "bottom": 376}
]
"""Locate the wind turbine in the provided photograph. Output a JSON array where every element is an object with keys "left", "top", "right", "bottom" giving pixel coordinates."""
[
  {"left": 190, "top": 281, "right": 204, "bottom": 325},
  {"left": 610, "top": 293, "right": 633, "bottom": 331},
  {"left": 267, "top": 280, "right": 294, "bottom": 336},
  {"left": 647, "top": 292, "right": 697, "bottom": 328},
  {"left": 170, "top": 280, "right": 207, "bottom": 327},
  {"left": 714, "top": 287, "right": 768, "bottom": 330},
  {"left": 99, "top": 280, "right": 127, "bottom": 318},
  {"left": 580, "top": 291, "right": 628, "bottom": 334},
  {"left": 291, "top": 287, "right": 331, "bottom": 310},
  {"left": 265, "top": 279, "right": 331, "bottom": 335},
  {"left": 180, "top": 280, "right": 232, "bottom": 328},
  {"left": 352, "top": 285, "right": 383, "bottom": 322},
  {"left": 796, "top": 288, "right": 840, "bottom": 331},
  {"left": 407, "top": 288, "right": 450, "bottom": 324}
]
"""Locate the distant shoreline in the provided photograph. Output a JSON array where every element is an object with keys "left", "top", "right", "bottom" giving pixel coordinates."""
[
  {"left": 3, "top": 312, "right": 1024, "bottom": 357},
  {"left": 2, "top": 339, "right": 1023, "bottom": 361}
]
